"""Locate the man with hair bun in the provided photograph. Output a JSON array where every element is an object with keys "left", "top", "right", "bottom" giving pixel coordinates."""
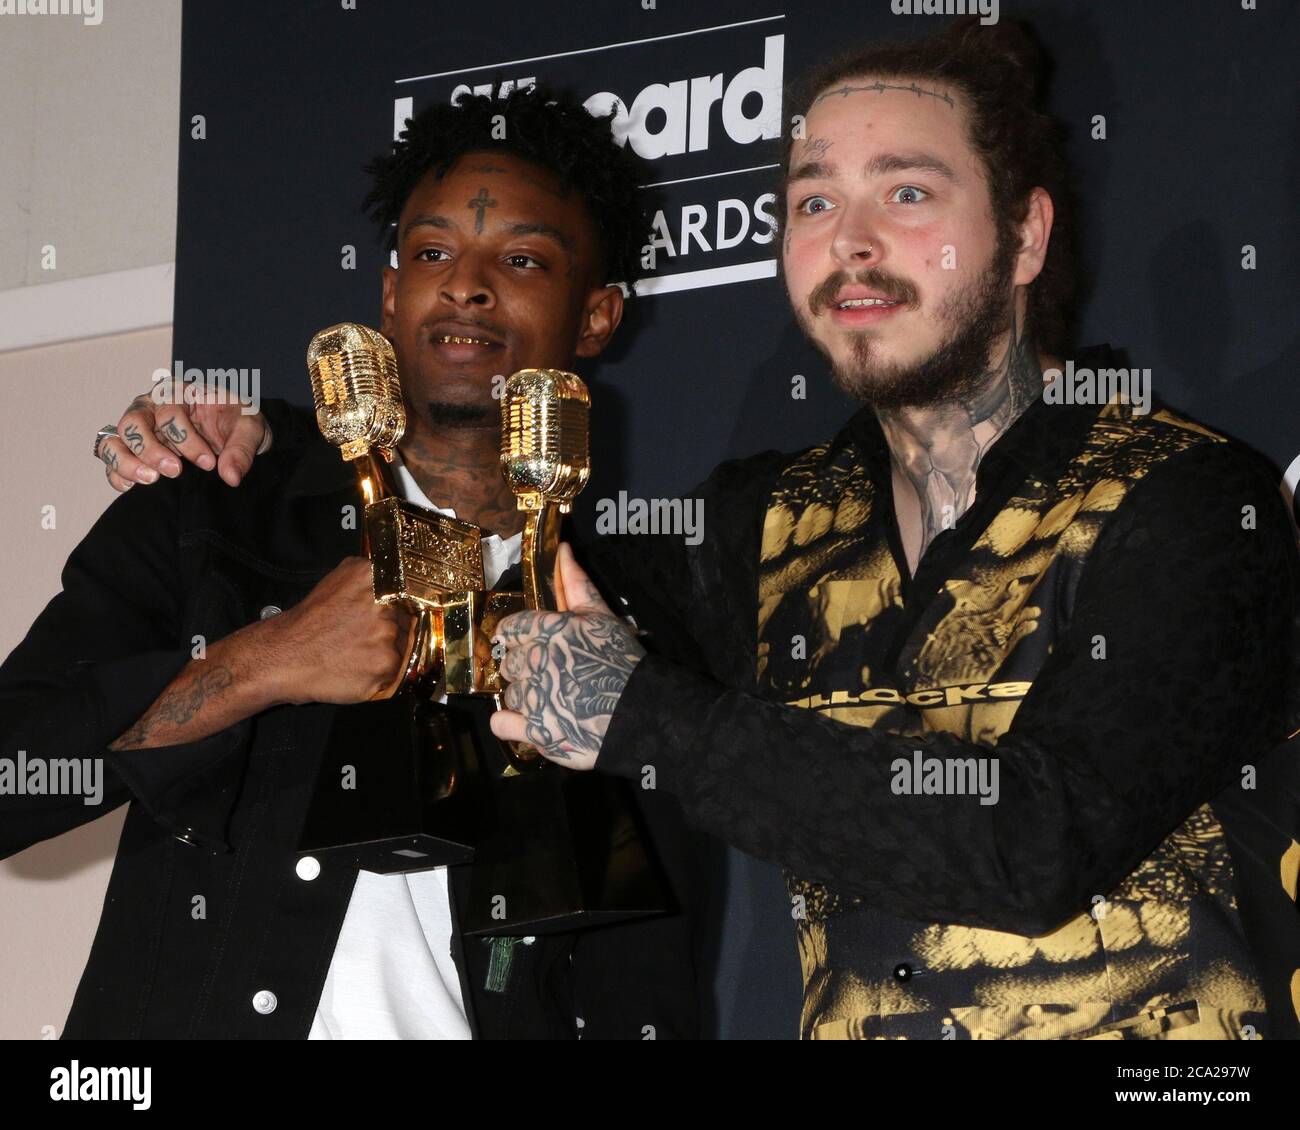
[{"left": 491, "top": 17, "right": 1300, "bottom": 1040}]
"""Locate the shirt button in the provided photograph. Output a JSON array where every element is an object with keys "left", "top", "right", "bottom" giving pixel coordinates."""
[
  {"left": 295, "top": 856, "right": 321, "bottom": 881},
  {"left": 259, "top": 605, "right": 282, "bottom": 620},
  {"left": 893, "top": 962, "right": 914, "bottom": 983},
  {"left": 252, "top": 990, "right": 278, "bottom": 1015}
]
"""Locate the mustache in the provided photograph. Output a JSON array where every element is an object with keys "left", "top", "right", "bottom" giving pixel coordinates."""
[{"left": 808, "top": 269, "right": 919, "bottom": 316}]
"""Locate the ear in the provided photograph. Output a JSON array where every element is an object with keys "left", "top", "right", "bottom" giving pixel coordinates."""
[
  {"left": 1012, "top": 187, "right": 1054, "bottom": 288},
  {"left": 574, "top": 284, "right": 625, "bottom": 359},
  {"left": 380, "top": 262, "right": 398, "bottom": 338}
]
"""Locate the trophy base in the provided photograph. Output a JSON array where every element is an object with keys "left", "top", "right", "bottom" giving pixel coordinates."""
[
  {"left": 298, "top": 692, "right": 488, "bottom": 871},
  {"left": 298, "top": 694, "right": 668, "bottom": 937},
  {"left": 460, "top": 765, "right": 667, "bottom": 937}
]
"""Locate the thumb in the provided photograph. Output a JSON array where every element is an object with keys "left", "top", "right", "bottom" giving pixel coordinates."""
[
  {"left": 556, "top": 542, "right": 611, "bottom": 615},
  {"left": 216, "top": 413, "right": 265, "bottom": 487}
]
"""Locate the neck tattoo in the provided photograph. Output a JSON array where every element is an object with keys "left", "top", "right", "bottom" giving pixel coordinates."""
[
  {"left": 399, "top": 417, "right": 524, "bottom": 540},
  {"left": 878, "top": 312, "right": 1041, "bottom": 564}
]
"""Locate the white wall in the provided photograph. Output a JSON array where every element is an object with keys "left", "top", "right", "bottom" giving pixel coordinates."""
[
  {"left": 0, "top": 1, "right": 180, "bottom": 291},
  {"left": 0, "top": 0, "right": 181, "bottom": 1039}
]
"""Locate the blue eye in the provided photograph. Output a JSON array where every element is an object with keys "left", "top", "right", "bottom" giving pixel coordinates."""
[
  {"left": 892, "top": 186, "right": 929, "bottom": 205},
  {"left": 798, "top": 195, "right": 834, "bottom": 215}
]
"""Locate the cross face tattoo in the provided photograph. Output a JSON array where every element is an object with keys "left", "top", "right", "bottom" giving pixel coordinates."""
[{"left": 467, "top": 186, "right": 496, "bottom": 234}]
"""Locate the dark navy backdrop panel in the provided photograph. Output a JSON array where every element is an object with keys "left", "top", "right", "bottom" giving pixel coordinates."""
[{"left": 174, "top": 0, "right": 1300, "bottom": 1038}]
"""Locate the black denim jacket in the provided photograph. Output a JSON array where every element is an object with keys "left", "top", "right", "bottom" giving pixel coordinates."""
[{"left": 0, "top": 403, "right": 698, "bottom": 1039}]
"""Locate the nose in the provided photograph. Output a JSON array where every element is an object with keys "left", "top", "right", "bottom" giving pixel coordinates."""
[
  {"left": 439, "top": 253, "right": 496, "bottom": 309},
  {"left": 829, "top": 199, "right": 882, "bottom": 269}
]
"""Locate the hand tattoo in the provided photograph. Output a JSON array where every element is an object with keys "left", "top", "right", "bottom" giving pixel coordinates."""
[
  {"left": 498, "top": 611, "right": 645, "bottom": 760},
  {"left": 123, "top": 423, "right": 145, "bottom": 454}
]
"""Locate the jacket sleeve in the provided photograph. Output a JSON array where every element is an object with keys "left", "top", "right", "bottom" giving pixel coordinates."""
[
  {"left": 0, "top": 473, "right": 254, "bottom": 858},
  {"left": 259, "top": 395, "right": 316, "bottom": 454},
  {"left": 581, "top": 450, "right": 787, "bottom": 686},
  {"left": 597, "top": 442, "right": 1299, "bottom": 937}
]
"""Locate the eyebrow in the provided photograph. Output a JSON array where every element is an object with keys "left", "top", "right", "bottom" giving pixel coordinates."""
[
  {"left": 787, "top": 151, "right": 961, "bottom": 186},
  {"left": 505, "top": 220, "right": 576, "bottom": 253},
  {"left": 400, "top": 212, "right": 576, "bottom": 252},
  {"left": 401, "top": 213, "right": 454, "bottom": 241}
]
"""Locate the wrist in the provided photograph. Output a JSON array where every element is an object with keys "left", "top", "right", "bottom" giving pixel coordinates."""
[{"left": 216, "top": 615, "right": 299, "bottom": 711}]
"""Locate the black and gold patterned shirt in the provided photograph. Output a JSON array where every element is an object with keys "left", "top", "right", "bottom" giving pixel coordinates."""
[{"left": 596, "top": 346, "right": 1300, "bottom": 1040}]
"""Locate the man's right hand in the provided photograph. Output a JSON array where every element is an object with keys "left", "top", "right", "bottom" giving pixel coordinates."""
[
  {"left": 260, "top": 558, "right": 417, "bottom": 706},
  {"left": 97, "top": 382, "right": 272, "bottom": 492}
]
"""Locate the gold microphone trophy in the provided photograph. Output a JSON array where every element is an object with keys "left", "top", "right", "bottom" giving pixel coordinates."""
[{"left": 297, "top": 324, "right": 663, "bottom": 937}]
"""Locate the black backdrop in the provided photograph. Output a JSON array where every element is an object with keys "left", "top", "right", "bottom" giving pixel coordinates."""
[{"left": 174, "top": 0, "right": 1300, "bottom": 1038}]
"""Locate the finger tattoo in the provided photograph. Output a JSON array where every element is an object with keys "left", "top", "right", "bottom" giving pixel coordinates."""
[{"left": 158, "top": 417, "right": 188, "bottom": 444}]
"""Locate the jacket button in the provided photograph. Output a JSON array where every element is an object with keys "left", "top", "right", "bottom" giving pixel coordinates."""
[
  {"left": 893, "top": 963, "right": 914, "bottom": 983},
  {"left": 252, "top": 990, "right": 278, "bottom": 1015},
  {"left": 295, "top": 856, "right": 321, "bottom": 881},
  {"left": 259, "top": 605, "right": 282, "bottom": 620}
]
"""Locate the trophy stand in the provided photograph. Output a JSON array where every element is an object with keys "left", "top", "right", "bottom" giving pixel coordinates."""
[
  {"left": 298, "top": 324, "right": 490, "bottom": 872},
  {"left": 459, "top": 369, "right": 665, "bottom": 935}
]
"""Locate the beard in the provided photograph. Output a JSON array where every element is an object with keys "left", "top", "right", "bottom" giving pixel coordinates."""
[
  {"left": 797, "top": 221, "right": 1020, "bottom": 410},
  {"left": 423, "top": 398, "right": 497, "bottom": 429}
]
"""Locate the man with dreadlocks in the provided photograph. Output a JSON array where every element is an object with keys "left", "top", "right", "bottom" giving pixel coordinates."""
[{"left": 0, "top": 82, "right": 697, "bottom": 1039}]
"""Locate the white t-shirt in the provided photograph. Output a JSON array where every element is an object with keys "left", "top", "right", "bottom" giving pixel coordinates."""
[{"left": 307, "top": 459, "right": 521, "bottom": 1040}]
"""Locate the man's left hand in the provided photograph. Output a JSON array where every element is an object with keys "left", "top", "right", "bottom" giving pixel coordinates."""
[{"left": 489, "top": 542, "right": 645, "bottom": 770}]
